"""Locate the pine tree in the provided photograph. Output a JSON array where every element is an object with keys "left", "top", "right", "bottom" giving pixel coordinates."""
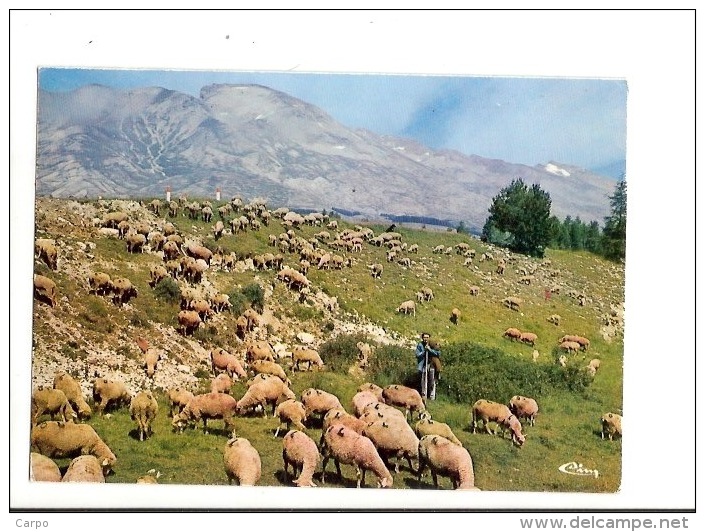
[
  {"left": 602, "top": 179, "right": 627, "bottom": 261},
  {"left": 482, "top": 178, "right": 552, "bottom": 257}
]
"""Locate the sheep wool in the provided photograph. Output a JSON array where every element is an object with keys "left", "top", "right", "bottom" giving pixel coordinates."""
[
  {"left": 30, "top": 452, "right": 61, "bottom": 482},
  {"left": 381, "top": 385, "right": 426, "bottom": 420},
  {"left": 508, "top": 395, "right": 539, "bottom": 427},
  {"left": 415, "top": 415, "right": 463, "bottom": 446},
  {"left": 62, "top": 455, "right": 106, "bottom": 483},
  {"left": 300, "top": 388, "right": 344, "bottom": 421},
  {"left": 273, "top": 399, "right": 308, "bottom": 437},
  {"left": 30, "top": 421, "right": 116, "bottom": 476},
  {"left": 223, "top": 437, "right": 262, "bottom": 486},
  {"left": 53, "top": 371, "right": 92, "bottom": 420},
  {"left": 282, "top": 430, "right": 320, "bottom": 487},
  {"left": 237, "top": 376, "right": 296, "bottom": 418},
  {"left": 418, "top": 435, "right": 478, "bottom": 490},
  {"left": 321, "top": 424, "right": 393, "bottom": 488},
  {"left": 362, "top": 417, "right": 419, "bottom": 474},
  {"left": 130, "top": 390, "right": 159, "bottom": 441},
  {"left": 173, "top": 392, "right": 238, "bottom": 434}
]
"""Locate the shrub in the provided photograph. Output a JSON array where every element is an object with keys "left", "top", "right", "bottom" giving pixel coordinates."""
[
  {"left": 154, "top": 277, "right": 180, "bottom": 305},
  {"left": 291, "top": 305, "right": 323, "bottom": 322},
  {"left": 228, "top": 291, "right": 248, "bottom": 316},
  {"left": 318, "top": 333, "right": 368, "bottom": 373},
  {"left": 242, "top": 283, "right": 265, "bottom": 312}
]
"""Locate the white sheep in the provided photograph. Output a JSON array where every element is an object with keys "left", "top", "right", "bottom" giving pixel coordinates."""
[
  {"left": 282, "top": 430, "right": 321, "bottom": 487},
  {"left": 166, "top": 387, "right": 195, "bottom": 417},
  {"left": 357, "top": 382, "right": 385, "bottom": 402},
  {"left": 53, "top": 371, "right": 91, "bottom": 420},
  {"left": 381, "top": 384, "right": 426, "bottom": 420},
  {"left": 61, "top": 455, "right": 105, "bottom": 483},
  {"left": 362, "top": 417, "right": 419, "bottom": 474},
  {"left": 210, "top": 373, "right": 234, "bottom": 394},
  {"left": 414, "top": 412, "right": 463, "bottom": 446},
  {"left": 130, "top": 390, "right": 159, "bottom": 441},
  {"left": 508, "top": 395, "right": 539, "bottom": 427},
  {"left": 351, "top": 390, "right": 381, "bottom": 417},
  {"left": 210, "top": 348, "right": 247, "bottom": 380},
  {"left": 173, "top": 392, "right": 238, "bottom": 434},
  {"left": 273, "top": 399, "right": 308, "bottom": 437},
  {"left": 359, "top": 401, "right": 408, "bottom": 423},
  {"left": 30, "top": 421, "right": 117, "bottom": 476},
  {"left": 92, "top": 377, "right": 132, "bottom": 414},
  {"left": 292, "top": 347, "right": 325, "bottom": 372},
  {"left": 396, "top": 300, "right": 416, "bottom": 316},
  {"left": 31, "top": 387, "right": 77, "bottom": 426},
  {"left": 417, "top": 435, "right": 478, "bottom": 490},
  {"left": 320, "top": 424, "right": 393, "bottom": 488},
  {"left": 250, "top": 359, "right": 291, "bottom": 386},
  {"left": 30, "top": 452, "right": 61, "bottom": 482},
  {"left": 300, "top": 388, "right": 344, "bottom": 423},
  {"left": 471, "top": 399, "right": 526, "bottom": 446},
  {"left": 601, "top": 412, "right": 622, "bottom": 440},
  {"left": 356, "top": 342, "right": 373, "bottom": 369},
  {"left": 236, "top": 375, "right": 296, "bottom": 418},
  {"left": 322, "top": 408, "right": 367, "bottom": 436},
  {"left": 223, "top": 437, "right": 262, "bottom": 486}
]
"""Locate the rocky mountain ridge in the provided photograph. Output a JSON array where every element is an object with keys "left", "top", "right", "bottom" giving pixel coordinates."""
[{"left": 36, "top": 83, "right": 616, "bottom": 232}]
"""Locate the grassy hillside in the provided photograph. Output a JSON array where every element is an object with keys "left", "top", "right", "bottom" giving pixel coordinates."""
[{"left": 29, "top": 196, "right": 624, "bottom": 494}]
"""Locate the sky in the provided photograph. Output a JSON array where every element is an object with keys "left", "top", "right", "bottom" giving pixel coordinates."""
[{"left": 38, "top": 68, "right": 628, "bottom": 178}]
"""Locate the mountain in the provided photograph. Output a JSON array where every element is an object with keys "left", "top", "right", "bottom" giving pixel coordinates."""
[{"left": 36, "top": 83, "right": 616, "bottom": 232}]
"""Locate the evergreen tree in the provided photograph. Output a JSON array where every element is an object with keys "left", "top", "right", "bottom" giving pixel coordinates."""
[
  {"left": 602, "top": 180, "right": 627, "bottom": 261},
  {"left": 482, "top": 178, "right": 552, "bottom": 257},
  {"left": 585, "top": 220, "right": 603, "bottom": 254}
]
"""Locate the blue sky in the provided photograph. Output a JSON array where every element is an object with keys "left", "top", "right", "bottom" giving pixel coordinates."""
[{"left": 39, "top": 68, "right": 627, "bottom": 178}]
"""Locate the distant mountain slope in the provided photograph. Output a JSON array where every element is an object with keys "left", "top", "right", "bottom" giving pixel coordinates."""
[{"left": 36, "top": 83, "right": 616, "bottom": 232}]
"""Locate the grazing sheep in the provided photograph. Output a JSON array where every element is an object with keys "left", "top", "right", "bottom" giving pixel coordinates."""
[
  {"left": 300, "top": 388, "right": 344, "bottom": 423},
  {"left": 358, "top": 382, "right": 385, "bottom": 402},
  {"left": 519, "top": 332, "right": 538, "bottom": 347},
  {"left": 417, "top": 435, "right": 478, "bottom": 490},
  {"left": 396, "top": 300, "right": 416, "bottom": 316},
  {"left": 471, "top": 399, "right": 526, "bottom": 446},
  {"left": 450, "top": 307, "right": 461, "bottom": 325},
  {"left": 468, "top": 285, "right": 480, "bottom": 296},
  {"left": 601, "top": 412, "right": 622, "bottom": 440},
  {"left": 414, "top": 413, "right": 463, "bottom": 446},
  {"left": 559, "top": 335, "right": 591, "bottom": 351},
  {"left": 30, "top": 452, "right": 62, "bottom": 482},
  {"left": 292, "top": 347, "right": 325, "bottom": 372},
  {"left": 223, "top": 437, "right": 261, "bottom": 486},
  {"left": 503, "top": 328, "right": 522, "bottom": 341},
  {"left": 282, "top": 430, "right": 320, "bottom": 487},
  {"left": 148, "top": 265, "right": 169, "bottom": 288},
  {"left": 110, "top": 277, "right": 138, "bottom": 306},
  {"left": 31, "top": 421, "right": 117, "bottom": 476},
  {"left": 502, "top": 297, "right": 522, "bottom": 311},
  {"left": 250, "top": 360, "right": 291, "bottom": 386},
  {"left": 245, "top": 340, "right": 276, "bottom": 364},
  {"left": 320, "top": 424, "right": 393, "bottom": 488},
  {"left": 588, "top": 358, "right": 602, "bottom": 372},
  {"left": 359, "top": 402, "right": 408, "bottom": 424},
  {"left": 31, "top": 387, "right": 77, "bottom": 426},
  {"left": 129, "top": 391, "right": 159, "bottom": 441},
  {"left": 273, "top": 399, "right": 308, "bottom": 437},
  {"left": 177, "top": 309, "right": 202, "bottom": 336},
  {"left": 559, "top": 340, "right": 581, "bottom": 353},
  {"left": 369, "top": 263, "right": 384, "bottom": 279},
  {"left": 211, "top": 373, "right": 234, "bottom": 394},
  {"left": 53, "top": 371, "right": 91, "bottom": 420},
  {"left": 101, "top": 211, "right": 129, "bottom": 228},
  {"left": 547, "top": 314, "right": 562, "bottom": 326},
  {"left": 351, "top": 391, "right": 381, "bottom": 417},
  {"left": 213, "top": 220, "right": 225, "bottom": 240},
  {"left": 211, "top": 348, "right": 247, "bottom": 380},
  {"left": 173, "top": 392, "right": 238, "bottom": 434},
  {"left": 236, "top": 376, "right": 296, "bottom": 418},
  {"left": 92, "top": 378, "right": 131, "bottom": 414},
  {"left": 508, "top": 395, "right": 539, "bottom": 427},
  {"left": 62, "top": 455, "right": 105, "bottom": 483},
  {"left": 421, "top": 287, "right": 434, "bottom": 301},
  {"left": 381, "top": 385, "right": 426, "bottom": 421},
  {"left": 362, "top": 417, "right": 419, "bottom": 474},
  {"left": 88, "top": 272, "right": 113, "bottom": 296},
  {"left": 322, "top": 408, "right": 367, "bottom": 435},
  {"left": 33, "top": 274, "right": 58, "bottom": 307},
  {"left": 35, "top": 238, "right": 58, "bottom": 270},
  {"left": 125, "top": 232, "right": 147, "bottom": 253},
  {"left": 166, "top": 387, "right": 195, "bottom": 417}
]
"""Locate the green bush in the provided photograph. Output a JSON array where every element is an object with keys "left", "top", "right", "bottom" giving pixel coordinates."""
[
  {"left": 367, "top": 344, "right": 419, "bottom": 388},
  {"left": 318, "top": 333, "right": 369, "bottom": 373},
  {"left": 242, "top": 283, "right": 265, "bottom": 312},
  {"left": 228, "top": 291, "right": 248, "bottom": 315},
  {"left": 153, "top": 277, "right": 181, "bottom": 305}
]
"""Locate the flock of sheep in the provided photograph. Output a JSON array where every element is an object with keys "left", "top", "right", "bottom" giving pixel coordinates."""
[{"left": 30, "top": 193, "right": 623, "bottom": 488}]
